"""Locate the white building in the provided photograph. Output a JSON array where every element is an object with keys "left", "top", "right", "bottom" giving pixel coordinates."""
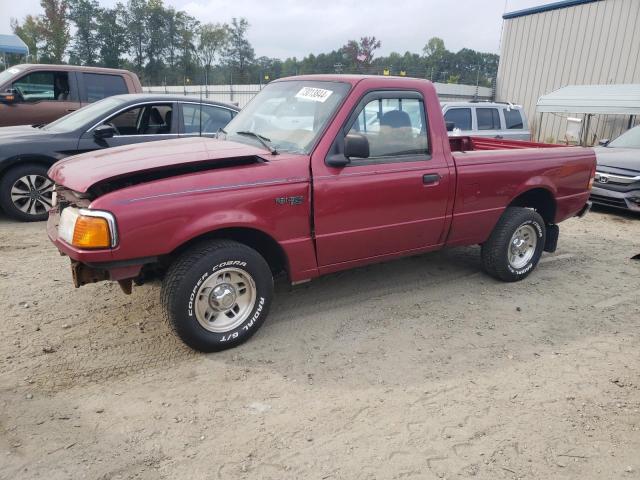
[{"left": 496, "top": 0, "right": 640, "bottom": 143}]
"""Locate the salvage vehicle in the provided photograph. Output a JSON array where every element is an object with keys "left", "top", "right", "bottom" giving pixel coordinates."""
[
  {"left": 47, "top": 75, "right": 596, "bottom": 352},
  {"left": 0, "top": 64, "right": 142, "bottom": 127},
  {"left": 442, "top": 102, "right": 530, "bottom": 140},
  {"left": 0, "top": 94, "right": 239, "bottom": 221},
  {"left": 590, "top": 124, "right": 640, "bottom": 213}
]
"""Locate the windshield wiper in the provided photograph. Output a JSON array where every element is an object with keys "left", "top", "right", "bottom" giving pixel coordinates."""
[{"left": 235, "top": 131, "right": 278, "bottom": 155}]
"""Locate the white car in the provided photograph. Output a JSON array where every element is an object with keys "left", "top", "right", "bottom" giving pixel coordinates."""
[{"left": 442, "top": 101, "right": 531, "bottom": 141}]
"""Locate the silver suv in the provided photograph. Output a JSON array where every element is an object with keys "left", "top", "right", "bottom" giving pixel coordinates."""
[{"left": 442, "top": 102, "right": 530, "bottom": 141}]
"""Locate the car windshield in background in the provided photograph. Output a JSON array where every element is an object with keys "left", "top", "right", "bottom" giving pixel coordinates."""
[
  {"left": 607, "top": 125, "right": 640, "bottom": 149},
  {"left": 224, "top": 80, "right": 350, "bottom": 154},
  {"left": 43, "top": 96, "right": 126, "bottom": 132}
]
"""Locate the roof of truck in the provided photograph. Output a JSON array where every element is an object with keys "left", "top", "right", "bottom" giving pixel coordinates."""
[
  {"left": 274, "top": 74, "right": 433, "bottom": 85},
  {"left": 6, "top": 63, "right": 137, "bottom": 75}
]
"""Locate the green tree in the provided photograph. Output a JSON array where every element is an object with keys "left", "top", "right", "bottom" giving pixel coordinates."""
[
  {"left": 10, "top": 15, "right": 43, "bottom": 61},
  {"left": 38, "top": 0, "right": 70, "bottom": 62},
  {"left": 126, "top": 0, "right": 148, "bottom": 72},
  {"left": 342, "top": 36, "right": 381, "bottom": 70},
  {"left": 197, "top": 22, "right": 227, "bottom": 85},
  {"left": 67, "top": 0, "right": 100, "bottom": 65},
  {"left": 423, "top": 36, "right": 448, "bottom": 80},
  {"left": 144, "top": 0, "right": 169, "bottom": 83},
  {"left": 97, "top": 4, "right": 130, "bottom": 68},
  {"left": 176, "top": 14, "right": 199, "bottom": 84},
  {"left": 223, "top": 17, "right": 255, "bottom": 82}
]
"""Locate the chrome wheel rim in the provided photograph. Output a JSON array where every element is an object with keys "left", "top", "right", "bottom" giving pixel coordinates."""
[
  {"left": 11, "top": 174, "right": 54, "bottom": 216},
  {"left": 194, "top": 267, "right": 257, "bottom": 333},
  {"left": 509, "top": 224, "right": 537, "bottom": 269}
]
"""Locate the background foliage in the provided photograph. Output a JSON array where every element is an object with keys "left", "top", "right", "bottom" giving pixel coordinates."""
[{"left": 8, "top": 0, "right": 499, "bottom": 87}]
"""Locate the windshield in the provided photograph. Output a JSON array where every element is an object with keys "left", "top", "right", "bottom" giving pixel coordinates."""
[
  {"left": 0, "top": 66, "right": 24, "bottom": 86},
  {"left": 43, "top": 96, "right": 126, "bottom": 132},
  {"left": 607, "top": 125, "right": 640, "bottom": 149},
  {"left": 224, "top": 80, "right": 351, "bottom": 154}
]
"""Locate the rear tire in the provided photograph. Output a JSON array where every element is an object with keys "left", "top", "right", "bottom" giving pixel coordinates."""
[
  {"left": 481, "top": 207, "right": 546, "bottom": 282},
  {"left": 161, "top": 240, "right": 274, "bottom": 352},
  {"left": 0, "top": 164, "right": 54, "bottom": 222}
]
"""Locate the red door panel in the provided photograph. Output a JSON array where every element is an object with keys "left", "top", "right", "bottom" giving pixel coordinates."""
[{"left": 313, "top": 160, "right": 451, "bottom": 266}]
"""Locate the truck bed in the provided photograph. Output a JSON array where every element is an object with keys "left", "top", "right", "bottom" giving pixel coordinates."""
[
  {"left": 449, "top": 136, "right": 565, "bottom": 152},
  {"left": 446, "top": 137, "right": 594, "bottom": 248}
]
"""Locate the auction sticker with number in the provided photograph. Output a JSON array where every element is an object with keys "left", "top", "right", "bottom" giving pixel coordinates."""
[{"left": 295, "top": 87, "right": 333, "bottom": 103}]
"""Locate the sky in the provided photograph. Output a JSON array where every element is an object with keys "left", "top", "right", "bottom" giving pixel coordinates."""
[{"left": 0, "top": 0, "right": 548, "bottom": 58}]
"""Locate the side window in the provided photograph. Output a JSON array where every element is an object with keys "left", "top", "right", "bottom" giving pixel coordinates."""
[
  {"left": 103, "top": 103, "right": 173, "bottom": 135},
  {"left": 348, "top": 97, "right": 428, "bottom": 159},
  {"left": 12, "top": 71, "right": 69, "bottom": 102},
  {"left": 476, "top": 108, "right": 501, "bottom": 130},
  {"left": 443, "top": 108, "right": 471, "bottom": 130},
  {"left": 83, "top": 73, "right": 127, "bottom": 102},
  {"left": 182, "top": 104, "right": 233, "bottom": 134},
  {"left": 503, "top": 108, "right": 524, "bottom": 129}
]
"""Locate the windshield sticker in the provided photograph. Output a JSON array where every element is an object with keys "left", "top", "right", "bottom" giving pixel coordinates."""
[
  {"left": 295, "top": 87, "right": 333, "bottom": 103},
  {"left": 7, "top": 68, "right": 20, "bottom": 75}
]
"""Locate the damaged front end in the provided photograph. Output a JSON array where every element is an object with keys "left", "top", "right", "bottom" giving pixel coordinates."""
[{"left": 49, "top": 185, "right": 156, "bottom": 295}]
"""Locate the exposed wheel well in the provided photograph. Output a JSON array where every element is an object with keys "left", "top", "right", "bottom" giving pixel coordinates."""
[
  {"left": 170, "top": 227, "right": 289, "bottom": 278},
  {"left": 508, "top": 188, "right": 556, "bottom": 224}
]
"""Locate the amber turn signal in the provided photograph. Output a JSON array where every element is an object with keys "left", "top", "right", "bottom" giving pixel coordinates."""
[{"left": 72, "top": 215, "right": 111, "bottom": 249}]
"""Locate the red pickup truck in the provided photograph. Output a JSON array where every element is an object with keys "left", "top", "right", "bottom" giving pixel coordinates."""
[{"left": 47, "top": 75, "right": 595, "bottom": 352}]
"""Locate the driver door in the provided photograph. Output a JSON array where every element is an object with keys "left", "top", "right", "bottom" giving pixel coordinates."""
[
  {"left": 76, "top": 101, "right": 177, "bottom": 152},
  {"left": 312, "top": 91, "right": 452, "bottom": 268}
]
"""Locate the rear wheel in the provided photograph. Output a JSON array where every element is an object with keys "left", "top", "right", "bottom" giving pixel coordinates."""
[
  {"left": 481, "top": 207, "right": 546, "bottom": 282},
  {"left": 161, "top": 240, "right": 274, "bottom": 352},
  {"left": 0, "top": 164, "right": 54, "bottom": 222}
]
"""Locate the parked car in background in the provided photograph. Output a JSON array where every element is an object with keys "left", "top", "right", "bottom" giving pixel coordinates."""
[
  {"left": 0, "top": 64, "right": 142, "bottom": 127},
  {"left": 591, "top": 124, "right": 640, "bottom": 213},
  {"left": 0, "top": 94, "right": 239, "bottom": 221},
  {"left": 46, "top": 75, "right": 595, "bottom": 352},
  {"left": 442, "top": 101, "right": 530, "bottom": 140}
]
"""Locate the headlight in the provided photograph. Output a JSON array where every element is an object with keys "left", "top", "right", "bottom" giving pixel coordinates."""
[{"left": 58, "top": 207, "right": 118, "bottom": 249}]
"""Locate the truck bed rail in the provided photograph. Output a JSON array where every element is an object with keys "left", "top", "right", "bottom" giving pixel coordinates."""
[{"left": 450, "top": 136, "right": 567, "bottom": 152}]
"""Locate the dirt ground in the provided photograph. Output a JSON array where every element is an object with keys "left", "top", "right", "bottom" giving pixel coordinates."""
[{"left": 0, "top": 207, "right": 639, "bottom": 480}]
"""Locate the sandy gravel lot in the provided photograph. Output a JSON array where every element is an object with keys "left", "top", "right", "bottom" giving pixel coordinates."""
[{"left": 1, "top": 207, "right": 639, "bottom": 480}]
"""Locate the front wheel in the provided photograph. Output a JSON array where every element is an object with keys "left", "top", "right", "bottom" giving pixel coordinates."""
[
  {"left": 161, "top": 240, "right": 274, "bottom": 352},
  {"left": 0, "top": 164, "right": 54, "bottom": 221},
  {"left": 481, "top": 207, "right": 546, "bottom": 282}
]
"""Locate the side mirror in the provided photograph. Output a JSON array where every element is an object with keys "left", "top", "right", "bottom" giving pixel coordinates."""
[
  {"left": 0, "top": 89, "right": 19, "bottom": 104},
  {"left": 93, "top": 124, "right": 116, "bottom": 139},
  {"left": 598, "top": 139, "right": 610, "bottom": 146},
  {"left": 344, "top": 133, "right": 369, "bottom": 159},
  {"left": 445, "top": 121, "right": 455, "bottom": 132}
]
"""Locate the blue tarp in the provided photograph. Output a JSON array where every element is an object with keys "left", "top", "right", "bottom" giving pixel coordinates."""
[{"left": 0, "top": 34, "right": 29, "bottom": 55}]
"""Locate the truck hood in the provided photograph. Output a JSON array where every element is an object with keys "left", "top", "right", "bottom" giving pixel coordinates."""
[
  {"left": 594, "top": 146, "right": 640, "bottom": 175},
  {"left": 49, "top": 137, "right": 268, "bottom": 192}
]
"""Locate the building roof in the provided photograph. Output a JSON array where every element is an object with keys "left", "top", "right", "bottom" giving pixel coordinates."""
[
  {"left": 0, "top": 34, "right": 29, "bottom": 55},
  {"left": 536, "top": 84, "right": 640, "bottom": 115},
  {"left": 503, "top": 0, "right": 601, "bottom": 19}
]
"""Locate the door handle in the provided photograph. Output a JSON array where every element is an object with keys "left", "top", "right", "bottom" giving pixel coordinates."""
[
  {"left": 422, "top": 173, "right": 441, "bottom": 185},
  {"left": 66, "top": 109, "right": 76, "bottom": 112}
]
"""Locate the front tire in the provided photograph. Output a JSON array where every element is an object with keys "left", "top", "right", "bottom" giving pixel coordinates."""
[
  {"left": 0, "top": 164, "right": 54, "bottom": 222},
  {"left": 161, "top": 240, "right": 274, "bottom": 352},
  {"left": 481, "top": 207, "right": 546, "bottom": 282}
]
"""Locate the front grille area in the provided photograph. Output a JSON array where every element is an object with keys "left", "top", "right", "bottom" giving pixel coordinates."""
[{"left": 590, "top": 193, "right": 628, "bottom": 209}]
